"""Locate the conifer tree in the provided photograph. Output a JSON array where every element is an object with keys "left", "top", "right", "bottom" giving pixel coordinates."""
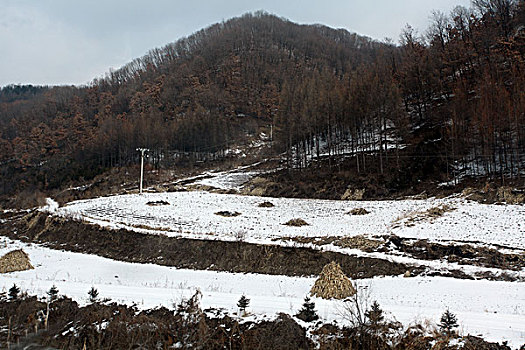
[
  {"left": 88, "top": 287, "right": 99, "bottom": 303},
  {"left": 439, "top": 309, "right": 459, "bottom": 336},
  {"left": 47, "top": 285, "right": 59, "bottom": 302},
  {"left": 365, "top": 300, "right": 385, "bottom": 328},
  {"left": 8, "top": 284, "right": 20, "bottom": 300},
  {"left": 295, "top": 296, "right": 319, "bottom": 322},
  {"left": 237, "top": 295, "right": 250, "bottom": 314}
]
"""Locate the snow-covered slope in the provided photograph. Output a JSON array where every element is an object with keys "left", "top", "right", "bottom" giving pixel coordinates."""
[
  {"left": 57, "top": 192, "right": 525, "bottom": 249},
  {"left": 1, "top": 238, "right": 524, "bottom": 348}
]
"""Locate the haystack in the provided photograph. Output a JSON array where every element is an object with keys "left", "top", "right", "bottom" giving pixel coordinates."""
[
  {"left": 310, "top": 261, "right": 356, "bottom": 299},
  {"left": 0, "top": 249, "right": 34, "bottom": 273}
]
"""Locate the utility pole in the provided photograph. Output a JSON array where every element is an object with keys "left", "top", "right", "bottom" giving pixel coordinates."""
[{"left": 136, "top": 148, "right": 149, "bottom": 194}]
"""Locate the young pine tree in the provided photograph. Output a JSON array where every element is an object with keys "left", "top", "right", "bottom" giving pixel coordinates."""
[
  {"left": 295, "top": 296, "right": 319, "bottom": 322},
  {"left": 365, "top": 300, "right": 385, "bottom": 329},
  {"left": 88, "top": 287, "right": 99, "bottom": 303},
  {"left": 439, "top": 309, "right": 459, "bottom": 336},
  {"left": 237, "top": 295, "right": 250, "bottom": 314},
  {"left": 8, "top": 284, "right": 20, "bottom": 300},
  {"left": 47, "top": 285, "right": 59, "bottom": 303}
]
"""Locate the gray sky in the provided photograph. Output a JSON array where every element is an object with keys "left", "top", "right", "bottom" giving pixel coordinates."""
[{"left": 0, "top": 0, "right": 471, "bottom": 87}]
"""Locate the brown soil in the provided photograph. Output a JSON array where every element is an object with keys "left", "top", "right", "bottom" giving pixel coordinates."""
[
  {"left": 0, "top": 212, "right": 413, "bottom": 279},
  {"left": 240, "top": 163, "right": 525, "bottom": 202},
  {"left": 382, "top": 235, "right": 525, "bottom": 273}
]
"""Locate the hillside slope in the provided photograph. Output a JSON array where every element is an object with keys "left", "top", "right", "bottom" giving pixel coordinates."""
[{"left": 1, "top": 3, "right": 524, "bottom": 206}]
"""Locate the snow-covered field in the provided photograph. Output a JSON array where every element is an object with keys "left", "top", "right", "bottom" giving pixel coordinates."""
[
  {"left": 1, "top": 238, "right": 524, "bottom": 348},
  {"left": 2, "top": 180, "right": 524, "bottom": 347},
  {"left": 56, "top": 191, "right": 525, "bottom": 250}
]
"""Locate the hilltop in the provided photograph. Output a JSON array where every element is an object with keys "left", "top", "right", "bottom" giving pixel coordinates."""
[{"left": 0, "top": 4, "right": 524, "bottom": 207}]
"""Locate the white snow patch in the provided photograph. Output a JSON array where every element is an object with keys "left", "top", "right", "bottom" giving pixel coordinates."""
[
  {"left": 56, "top": 192, "right": 525, "bottom": 250},
  {"left": 0, "top": 238, "right": 524, "bottom": 348}
]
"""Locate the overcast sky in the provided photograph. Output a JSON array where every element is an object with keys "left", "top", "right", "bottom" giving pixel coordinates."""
[{"left": 0, "top": 0, "right": 471, "bottom": 87}]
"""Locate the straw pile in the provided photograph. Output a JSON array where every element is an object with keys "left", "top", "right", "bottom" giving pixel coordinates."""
[
  {"left": 310, "top": 261, "right": 356, "bottom": 299},
  {"left": 215, "top": 211, "right": 241, "bottom": 217},
  {"left": 347, "top": 208, "right": 370, "bottom": 215},
  {"left": 0, "top": 249, "right": 34, "bottom": 273},
  {"left": 283, "top": 218, "right": 309, "bottom": 227}
]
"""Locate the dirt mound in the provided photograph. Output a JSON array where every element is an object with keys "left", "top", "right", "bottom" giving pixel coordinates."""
[
  {"left": 284, "top": 218, "right": 309, "bottom": 227},
  {"left": 0, "top": 249, "right": 33, "bottom": 273},
  {"left": 310, "top": 261, "right": 356, "bottom": 299}
]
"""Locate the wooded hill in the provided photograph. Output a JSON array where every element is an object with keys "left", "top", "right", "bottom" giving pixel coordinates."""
[{"left": 0, "top": 1, "right": 524, "bottom": 202}]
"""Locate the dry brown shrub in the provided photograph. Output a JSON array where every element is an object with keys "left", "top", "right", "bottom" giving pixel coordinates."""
[{"left": 258, "top": 201, "right": 275, "bottom": 208}]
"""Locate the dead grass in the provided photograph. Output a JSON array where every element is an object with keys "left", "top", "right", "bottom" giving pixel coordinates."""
[
  {"left": 0, "top": 249, "right": 34, "bottom": 273},
  {"left": 392, "top": 204, "right": 456, "bottom": 228},
  {"left": 278, "top": 235, "right": 382, "bottom": 252},
  {"left": 283, "top": 218, "right": 309, "bottom": 227},
  {"left": 120, "top": 222, "right": 173, "bottom": 232},
  {"left": 215, "top": 211, "right": 241, "bottom": 217},
  {"left": 146, "top": 200, "right": 170, "bottom": 206},
  {"left": 347, "top": 208, "right": 370, "bottom": 215},
  {"left": 310, "top": 261, "right": 356, "bottom": 299}
]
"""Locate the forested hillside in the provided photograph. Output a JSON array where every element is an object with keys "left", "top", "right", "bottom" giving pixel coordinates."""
[{"left": 0, "top": 1, "right": 524, "bottom": 203}]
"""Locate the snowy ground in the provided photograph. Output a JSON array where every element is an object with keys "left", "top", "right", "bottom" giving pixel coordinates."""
[
  {"left": 0, "top": 238, "right": 524, "bottom": 348},
  {"left": 56, "top": 192, "right": 525, "bottom": 250}
]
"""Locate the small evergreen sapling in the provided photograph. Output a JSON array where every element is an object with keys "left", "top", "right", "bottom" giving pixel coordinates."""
[
  {"left": 88, "top": 286, "right": 99, "bottom": 303},
  {"left": 8, "top": 284, "right": 20, "bottom": 300},
  {"left": 47, "top": 285, "right": 59, "bottom": 303},
  {"left": 439, "top": 309, "right": 459, "bottom": 336},
  {"left": 365, "top": 300, "right": 385, "bottom": 329},
  {"left": 237, "top": 295, "right": 250, "bottom": 315},
  {"left": 296, "top": 296, "right": 319, "bottom": 322}
]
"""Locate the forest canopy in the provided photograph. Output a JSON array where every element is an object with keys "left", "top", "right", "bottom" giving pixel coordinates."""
[{"left": 0, "top": 1, "right": 524, "bottom": 198}]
